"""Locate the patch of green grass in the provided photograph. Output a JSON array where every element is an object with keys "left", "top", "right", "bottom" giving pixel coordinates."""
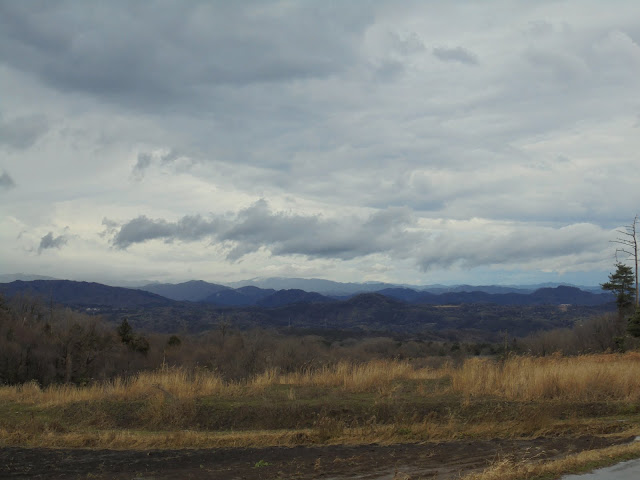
[{"left": 0, "top": 401, "right": 60, "bottom": 426}]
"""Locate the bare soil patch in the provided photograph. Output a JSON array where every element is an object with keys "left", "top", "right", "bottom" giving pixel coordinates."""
[{"left": 1, "top": 435, "right": 633, "bottom": 479}]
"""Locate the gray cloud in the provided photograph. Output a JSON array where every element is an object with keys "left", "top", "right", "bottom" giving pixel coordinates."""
[
  {"left": 0, "top": 170, "right": 16, "bottom": 190},
  {"left": 524, "top": 49, "right": 588, "bottom": 82},
  {"left": 417, "top": 223, "right": 609, "bottom": 271},
  {"left": 432, "top": 46, "right": 478, "bottom": 65},
  {"left": 131, "top": 149, "right": 194, "bottom": 180},
  {"left": 111, "top": 215, "right": 219, "bottom": 249},
  {"left": 109, "top": 200, "right": 419, "bottom": 261},
  {"left": 38, "top": 231, "right": 68, "bottom": 253},
  {"left": 100, "top": 218, "right": 119, "bottom": 237},
  {"left": 389, "top": 32, "right": 426, "bottom": 55},
  {"left": 107, "top": 200, "right": 611, "bottom": 275},
  {"left": 0, "top": 114, "right": 48, "bottom": 149},
  {"left": 0, "top": 1, "right": 374, "bottom": 110},
  {"left": 221, "top": 201, "right": 418, "bottom": 261},
  {"left": 1, "top": 1, "right": 637, "bottom": 285},
  {"left": 131, "top": 153, "right": 152, "bottom": 181}
]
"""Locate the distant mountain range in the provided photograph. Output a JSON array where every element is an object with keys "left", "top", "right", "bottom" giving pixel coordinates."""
[
  {"left": 0, "top": 280, "right": 172, "bottom": 308},
  {"left": 377, "top": 285, "right": 612, "bottom": 306},
  {"left": 225, "top": 277, "right": 604, "bottom": 295},
  {"left": 0, "top": 278, "right": 613, "bottom": 309},
  {"left": 226, "top": 277, "right": 395, "bottom": 296},
  {"left": 138, "top": 281, "right": 331, "bottom": 307},
  {"left": 2, "top": 273, "right": 603, "bottom": 297},
  {"left": 141, "top": 280, "right": 229, "bottom": 301},
  {"left": 138, "top": 280, "right": 612, "bottom": 307},
  {"left": 134, "top": 280, "right": 611, "bottom": 307},
  {"left": 0, "top": 279, "right": 616, "bottom": 339}
]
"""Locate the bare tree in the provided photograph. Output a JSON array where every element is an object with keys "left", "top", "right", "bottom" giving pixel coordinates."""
[{"left": 612, "top": 215, "right": 639, "bottom": 309}]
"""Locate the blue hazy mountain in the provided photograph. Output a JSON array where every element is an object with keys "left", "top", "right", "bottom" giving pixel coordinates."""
[
  {"left": 139, "top": 280, "right": 229, "bottom": 301},
  {"left": 1, "top": 276, "right": 610, "bottom": 310},
  {"left": 0, "top": 280, "right": 172, "bottom": 308}
]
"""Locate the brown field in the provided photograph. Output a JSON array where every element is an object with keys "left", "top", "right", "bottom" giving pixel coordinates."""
[{"left": 2, "top": 353, "right": 640, "bottom": 478}]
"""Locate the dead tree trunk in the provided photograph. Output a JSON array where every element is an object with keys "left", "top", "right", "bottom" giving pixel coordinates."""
[{"left": 612, "top": 215, "right": 639, "bottom": 309}]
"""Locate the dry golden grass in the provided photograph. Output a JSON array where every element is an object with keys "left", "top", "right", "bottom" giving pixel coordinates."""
[
  {"left": 450, "top": 353, "right": 640, "bottom": 402},
  {"left": 4, "top": 353, "right": 640, "bottom": 405},
  {"left": 3, "top": 353, "right": 640, "bottom": 406},
  {"left": 460, "top": 441, "right": 640, "bottom": 480},
  {"left": 274, "top": 359, "right": 439, "bottom": 392},
  {"left": 0, "top": 360, "right": 436, "bottom": 405},
  {"left": 3, "top": 354, "right": 640, "bottom": 451},
  {"left": 0, "top": 368, "right": 238, "bottom": 406}
]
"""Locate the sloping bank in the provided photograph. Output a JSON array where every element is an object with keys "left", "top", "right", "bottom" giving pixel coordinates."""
[{"left": 461, "top": 438, "right": 640, "bottom": 480}]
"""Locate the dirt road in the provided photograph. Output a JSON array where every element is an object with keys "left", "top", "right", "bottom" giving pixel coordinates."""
[{"left": 0, "top": 436, "right": 633, "bottom": 479}]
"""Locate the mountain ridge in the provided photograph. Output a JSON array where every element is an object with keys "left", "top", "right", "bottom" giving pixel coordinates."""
[
  {"left": 3, "top": 273, "right": 602, "bottom": 296},
  {"left": 0, "top": 279, "right": 616, "bottom": 339},
  {"left": 139, "top": 280, "right": 229, "bottom": 301},
  {"left": 0, "top": 280, "right": 172, "bottom": 308},
  {"left": 0, "top": 279, "right": 613, "bottom": 309}
]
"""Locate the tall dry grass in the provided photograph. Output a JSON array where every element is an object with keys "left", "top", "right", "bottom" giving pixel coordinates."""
[
  {"left": 4, "top": 354, "right": 640, "bottom": 407},
  {"left": 4, "top": 354, "right": 640, "bottom": 450},
  {"left": 450, "top": 353, "right": 640, "bottom": 402},
  {"left": 0, "top": 368, "right": 235, "bottom": 406},
  {"left": 0, "top": 360, "right": 427, "bottom": 405},
  {"left": 268, "top": 360, "right": 439, "bottom": 392}
]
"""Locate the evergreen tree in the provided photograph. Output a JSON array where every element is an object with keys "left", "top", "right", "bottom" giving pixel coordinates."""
[
  {"left": 602, "top": 263, "right": 635, "bottom": 316},
  {"left": 628, "top": 308, "right": 640, "bottom": 338},
  {"left": 117, "top": 318, "right": 133, "bottom": 344}
]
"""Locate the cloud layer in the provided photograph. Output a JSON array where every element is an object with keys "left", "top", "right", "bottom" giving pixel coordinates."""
[
  {"left": 1, "top": 1, "right": 639, "bottom": 285},
  {"left": 108, "top": 201, "right": 419, "bottom": 261},
  {"left": 105, "top": 202, "right": 612, "bottom": 277}
]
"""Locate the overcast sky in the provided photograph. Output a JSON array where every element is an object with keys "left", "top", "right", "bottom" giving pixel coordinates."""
[{"left": 2, "top": 0, "right": 640, "bottom": 287}]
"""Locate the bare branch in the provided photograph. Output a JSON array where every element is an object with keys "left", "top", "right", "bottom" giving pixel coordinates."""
[
  {"left": 615, "top": 247, "right": 635, "bottom": 257},
  {"left": 609, "top": 215, "right": 639, "bottom": 309},
  {"left": 613, "top": 238, "right": 635, "bottom": 246}
]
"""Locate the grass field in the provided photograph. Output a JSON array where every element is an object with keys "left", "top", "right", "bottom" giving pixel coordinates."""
[{"left": 2, "top": 353, "right": 640, "bottom": 478}]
